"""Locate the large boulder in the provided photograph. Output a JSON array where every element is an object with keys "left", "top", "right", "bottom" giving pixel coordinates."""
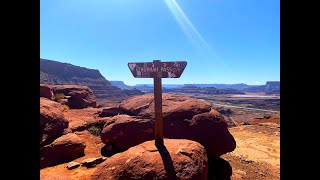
[
  {"left": 40, "top": 133, "right": 86, "bottom": 169},
  {"left": 40, "top": 97, "right": 68, "bottom": 145},
  {"left": 101, "top": 115, "right": 154, "bottom": 150},
  {"left": 40, "top": 84, "right": 54, "bottom": 100},
  {"left": 53, "top": 85, "right": 96, "bottom": 109},
  {"left": 119, "top": 93, "right": 212, "bottom": 119},
  {"left": 91, "top": 139, "right": 208, "bottom": 180},
  {"left": 188, "top": 109, "right": 236, "bottom": 157},
  {"left": 101, "top": 110, "right": 236, "bottom": 157}
]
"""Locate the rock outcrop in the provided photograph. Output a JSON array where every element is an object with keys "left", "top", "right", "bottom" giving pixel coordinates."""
[
  {"left": 91, "top": 139, "right": 208, "bottom": 180},
  {"left": 101, "top": 110, "right": 236, "bottom": 157},
  {"left": 119, "top": 93, "right": 212, "bottom": 119},
  {"left": 98, "top": 107, "right": 126, "bottom": 117},
  {"left": 40, "top": 97, "right": 68, "bottom": 145},
  {"left": 53, "top": 85, "right": 97, "bottom": 109},
  {"left": 40, "top": 58, "right": 144, "bottom": 100},
  {"left": 40, "top": 133, "right": 86, "bottom": 169},
  {"left": 40, "top": 84, "right": 54, "bottom": 100}
]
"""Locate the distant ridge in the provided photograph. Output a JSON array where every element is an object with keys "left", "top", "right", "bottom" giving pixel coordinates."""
[{"left": 40, "top": 58, "right": 144, "bottom": 100}]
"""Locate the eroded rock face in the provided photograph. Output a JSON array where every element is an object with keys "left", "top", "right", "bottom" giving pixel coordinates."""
[
  {"left": 119, "top": 93, "right": 212, "bottom": 119},
  {"left": 40, "top": 98, "right": 68, "bottom": 145},
  {"left": 100, "top": 115, "right": 154, "bottom": 150},
  {"left": 101, "top": 110, "right": 236, "bottom": 157},
  {"left": 40, "top": 84, "right": 54, "bottom": 100},
  {"left": 68, "top": 120, "right": 88, "bottom": 132},
  {"left": 98, "top": 107, "right": 126, "bottom": 117},
  {"left": 91, "top": 139, "right": 208, "bottom": 180},
  {"left": 40, "top": 133, "right": 86, "bottom": 169},
  {"left": 53, "top": 85, "right": 97, "bottom": 109}
]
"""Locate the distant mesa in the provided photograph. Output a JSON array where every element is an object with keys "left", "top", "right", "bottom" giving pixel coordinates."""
[
  {"left": 244, "top": 81, "right": 280, "bottom": 94},
  {"left": 125, "top": 82, "right": 280, "bottom": 94},
  {"left": 40, "top": 58, "right": 144, "bottom": 100}
]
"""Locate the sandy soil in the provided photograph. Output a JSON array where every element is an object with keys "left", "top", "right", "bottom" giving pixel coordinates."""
[{"left": 222, "top": 123, "right": 280, "bottom": 180}]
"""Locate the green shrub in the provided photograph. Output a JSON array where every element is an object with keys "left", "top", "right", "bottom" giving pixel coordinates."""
[
  {"left": 54, "top": 93, "right": 65, "bottom": 100},
  {"left": 87, "top": 125, "right": 102, "bottom": 136}
]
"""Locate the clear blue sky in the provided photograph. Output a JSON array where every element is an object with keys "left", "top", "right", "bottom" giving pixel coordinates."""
[{"left": 40, "top": 0, "right": 279, "bottom": 86}]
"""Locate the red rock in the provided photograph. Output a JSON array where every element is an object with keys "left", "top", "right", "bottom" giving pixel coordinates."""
[
  {"left": 91, "top": 139, "right": 208, "bottom": 180},
  {"left": 119, "top": 93, "right": 212, "bottom": 119},
  {"left": 101, "top": 110, "right": 236, "bottom": 157},
  {"left": 66, "top": 161, "right": 80, "bottom": 170},
  {"left": 101, "top": 115, "right": 154, "bottom": 149},
  {"left": 189, "top": 110, "right": 236, "bottom": 157},
  {"left": 98, "top": 107, "right": 126, "bottom": 117},
  {"left": 40, "top": 133, "right": 86, "bottom": 169},
  {"left": 40, "top": 84, "right": 54, "bottom": 100},
  {"left": 53, "top": 85, "right": 96, "bottom": 109},
  {"left": 68, "top": 120, "right": 88, "bottom": 132},
  {"left": 81, "top": 157, "right": 107, "bottom": 168},
  {"left": 40, "top": 98, "right": 68, "bottom": 145}
]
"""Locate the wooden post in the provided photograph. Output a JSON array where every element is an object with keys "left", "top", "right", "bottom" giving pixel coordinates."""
[{"left": 153, "top": 60, "right": 164, "bottom": 147}]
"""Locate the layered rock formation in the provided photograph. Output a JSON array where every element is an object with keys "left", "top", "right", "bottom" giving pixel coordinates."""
[{"left": 40, "top": 58, "right": 144, "bottom": 100}]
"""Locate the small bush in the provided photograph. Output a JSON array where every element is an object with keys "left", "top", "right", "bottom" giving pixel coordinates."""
[
  {"left": 63, "top": 104, "right": 70, "bottom": 110},
  {"left": 54, "top": 93, "right": 65, "bottom": 100},
  {"left": 87, "top": 125, "right": 102, "bottom": 136}
]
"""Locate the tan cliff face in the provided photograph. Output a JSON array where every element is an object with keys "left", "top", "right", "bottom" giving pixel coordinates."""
[{"left": 40, "top": 58, "right": 144, "bottom": 100}]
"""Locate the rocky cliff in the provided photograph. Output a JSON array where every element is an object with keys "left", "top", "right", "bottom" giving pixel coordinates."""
[{"left": 40, "top": 58, "right": 143, "bottom": 100}]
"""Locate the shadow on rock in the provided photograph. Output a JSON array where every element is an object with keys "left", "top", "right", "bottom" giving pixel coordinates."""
[
  {"left": 100, "top": 144, "right": 123, "bottom": 157},
  {"left": 208, "top": 157, "right": 232, "bottom": 180},
  {"left": 157, "top": 144, "right": 178, "bottom": 180}
]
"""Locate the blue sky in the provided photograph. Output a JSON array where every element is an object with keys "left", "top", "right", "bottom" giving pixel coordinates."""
[{"left": 40, "top": 0, "right": 279, "bottom": 85}]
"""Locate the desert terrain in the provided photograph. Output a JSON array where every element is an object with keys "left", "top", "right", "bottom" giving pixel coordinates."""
[{"left": 40, "top": 84, "right": 280, "bottom": 180}]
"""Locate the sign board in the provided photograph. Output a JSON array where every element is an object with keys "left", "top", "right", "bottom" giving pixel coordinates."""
[
  {"left": 128, "top": 60, "right": 187, "bottom": 147},
  {"left": 128, "top": 61, "right": 187, "bottom": 78}
]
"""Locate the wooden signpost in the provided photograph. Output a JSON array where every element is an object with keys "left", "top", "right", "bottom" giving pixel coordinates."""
[{"left": 128, "top": 60, "right": 187, "bottom": 147}]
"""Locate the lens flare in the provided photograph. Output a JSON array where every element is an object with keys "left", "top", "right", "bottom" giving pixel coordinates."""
[{"left": 164, "top": 0, "right": 230, "bottom": 71}]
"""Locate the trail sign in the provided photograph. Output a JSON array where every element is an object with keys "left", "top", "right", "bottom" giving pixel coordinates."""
[
  {"left": 128, "top": 60, "right": 187, "bottom": 147},
  {"left": 128, "top": 61, "right": 187, "bottom": 78}
]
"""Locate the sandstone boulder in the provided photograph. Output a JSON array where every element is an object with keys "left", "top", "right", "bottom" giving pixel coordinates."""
[
  {"left": 101, "top": 110, "right": 236, "bottom": 157},
  {"left": 40, "top": 98, "right": 68, "bottom": 145},
  {"left": 40, "top": 84, "right": 54, "bottom": 100},
  {"left": 91, "top": 139, "right": 208, "bottom": 180},
  {"left": 101, "top": 115, "right": 154, "bottom": 150},
  {"left": 119, "top": 93, "right": 212, "bottom": 119},
  {"left": 69, "top": 120, "right": 88, "bottom": 132},
  {"left": 53, "top": 85, "right": 96, "bottom": 109},
  {"left": 40, "top": 133, "right": 86, "bottom": 169}
]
